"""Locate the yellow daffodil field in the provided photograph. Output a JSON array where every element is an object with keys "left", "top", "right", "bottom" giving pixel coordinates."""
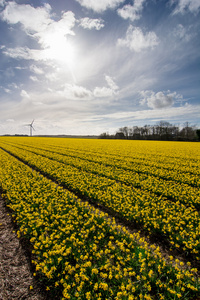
[{"left": 0, "top": 137, "right": 199, "bottom": 300}]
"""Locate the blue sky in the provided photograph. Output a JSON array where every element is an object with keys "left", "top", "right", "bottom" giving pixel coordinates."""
[{"left": 0, "top": 0, "right": 200, "bottom": 136}]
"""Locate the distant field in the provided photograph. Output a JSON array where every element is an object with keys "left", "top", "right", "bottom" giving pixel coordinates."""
[{"left": 0, "top": 137, "right": 199, "bottom": 299}]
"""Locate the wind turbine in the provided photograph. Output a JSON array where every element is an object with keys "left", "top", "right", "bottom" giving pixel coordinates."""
[{"left": 25, "top": 120, "right": 35, "bottom": 136}]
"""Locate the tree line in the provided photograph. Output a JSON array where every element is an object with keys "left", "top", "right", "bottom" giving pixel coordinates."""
[{"left": 99, "top": 121, "right": 200, "bottom": 141}]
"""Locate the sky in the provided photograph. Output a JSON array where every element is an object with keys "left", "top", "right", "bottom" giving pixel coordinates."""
[{"left": 0, "top": 0, "right": 200, "bottom": 136}]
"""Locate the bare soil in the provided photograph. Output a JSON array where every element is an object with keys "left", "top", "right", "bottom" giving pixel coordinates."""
[{"left": 0, "top": 196, "right": 45, "bottom": 300}]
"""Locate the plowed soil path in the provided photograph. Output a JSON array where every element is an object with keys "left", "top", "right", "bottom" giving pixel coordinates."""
[{"left": 0, "top": 196, "right": 45, "bottom": 300}]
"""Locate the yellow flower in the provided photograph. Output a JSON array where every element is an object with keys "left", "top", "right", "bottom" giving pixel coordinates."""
[
  {"left": 86, "top": 292, "right": 91, "bottom": 300},
  {"left": 92, "top": 268, "right": 99, "bottom": 275},
  {"left": 177, "top": 293, "right": 182, "bottom": 298},
  {"left": 148, "top": 270, "right": 154, "bottom": 278}
]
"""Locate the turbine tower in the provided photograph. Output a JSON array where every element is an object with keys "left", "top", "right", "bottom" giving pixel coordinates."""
[{"left": 26, "top": 120, "right": 35, "bottom": 136}]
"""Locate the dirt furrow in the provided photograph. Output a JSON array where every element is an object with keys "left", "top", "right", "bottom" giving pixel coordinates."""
[{"left": 0, "top": 196, "right": 45, "bottom": 300}]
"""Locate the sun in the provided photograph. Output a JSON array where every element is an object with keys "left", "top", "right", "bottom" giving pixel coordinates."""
[{"left": 44, "top": 34, "right": 76, "bottom": 67}]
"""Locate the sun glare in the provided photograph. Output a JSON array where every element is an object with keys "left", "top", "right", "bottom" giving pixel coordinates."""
[{"left": 45, "top": 35, "right": 76, "bottom": 67}]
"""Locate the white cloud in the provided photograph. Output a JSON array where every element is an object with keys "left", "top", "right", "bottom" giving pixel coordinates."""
[
  {"left": 0, "top": 0, "right": 5, "bottom": 6},
  {"left": 30, "top": 76, "right": 39, "bottom": 82},
  {"left": 117, "top": 0, "right": 146, "bottom": 21},
  {"left": 105, "top": 75, "right": 118, "bottom": 91},
  {"left": 0, "top": 2, "right": 52, "bottom": 33},
  {"left": 173, "top": 24, "right": 192, "bottom": 41},
  {"left": 4, "top": 88, "right": 11, "bottom": 93},
  {"left": 172, "top": 0, "right": 200, "bottom": 14},
  {"left": 30, "top": 64, "right": 44, "bottom": 74},
  {"left": 8, "top": 83, "right": 19, "bottom": 89},
  {"left": 14, "top": 66, "right": 26, "bottom": 70},
  {"left": 59, "top": 79, "right": 118, "bottom": 100},
  {"left": 101, "top": 103, "right": 200, "bottom": 122},
  {"left": 2, "top": 46, "right": 45, "bottom": 61},
  {"left": 20, "top": 89, "right": 30, "bottom": 98},
  {"left": 118, "top": 26, "right": 159, "bottom": 52},
  {"left": 93, "top": 86, "right": 114, "bottom": 98},
  {"left": 34, "top": 11, "right": 75, "bottom": 48},
  {"left": 93, "top": 75, "right": 119, "bottom": 98},
  {"left": 59, "top": 84, "right": 92, "bottom": 100},
  {"left": 0, "top": 3, "right": 76, "bottom": 64},
  {"left": 45, "top": 72, "right": 59, "bottom": 82},
  {"left": 2, "top": 47, "right": 31, "bottom": 59},
  {"left": 140, "top": 90, "right": 176, "bottom": 109},
  {"left": 75, "top": 0, "right": 124, "bottom": 12},
  {"left": 0, "top": 2, "right": 75, "bottom": 44},
  {"left": 79, "top": 17, "right": 104, "bottom": 30}
]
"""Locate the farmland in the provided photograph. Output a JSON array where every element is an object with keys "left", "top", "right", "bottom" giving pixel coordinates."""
[{"left": 0, "top": 137, "right": 199, "bottom": 300}]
